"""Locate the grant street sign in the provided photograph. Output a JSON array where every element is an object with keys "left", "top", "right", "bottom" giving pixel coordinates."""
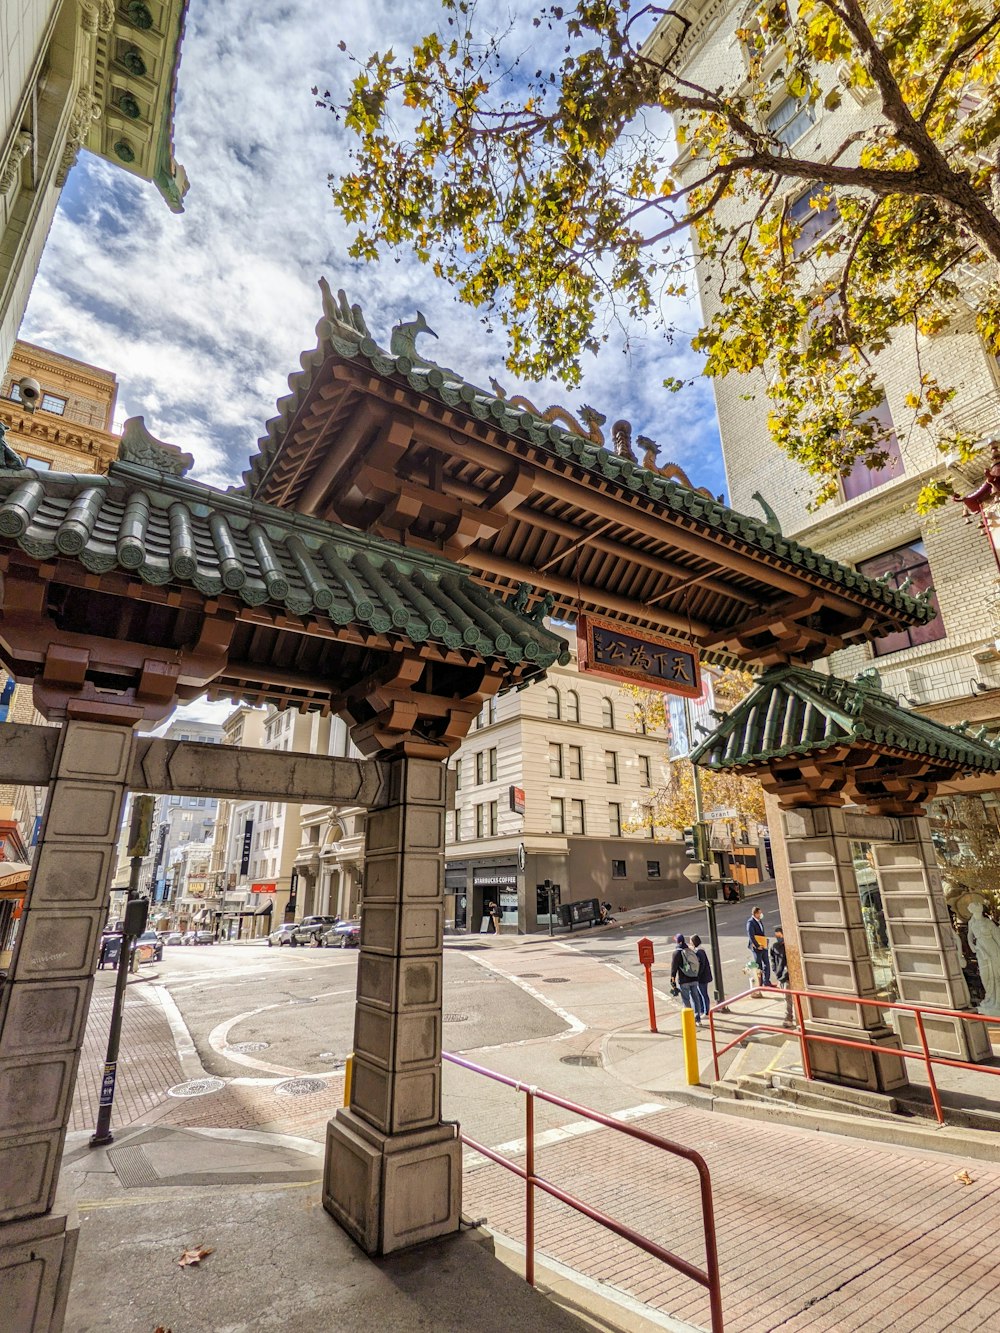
[{"left": 576, "top": 615, "right": 701, "bottom": 697}]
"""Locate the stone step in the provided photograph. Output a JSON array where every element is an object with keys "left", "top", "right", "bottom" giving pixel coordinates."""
[{"left": 770, "top": 1071, "right": 900, "bottom": 1115}]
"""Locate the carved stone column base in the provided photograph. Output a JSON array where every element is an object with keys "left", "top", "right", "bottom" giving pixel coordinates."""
[
  {"left": 323, "top": 1108, "right": 461, "bottom": 1256},
  {"left": 805, "top": 1021, "right": 909, "bottom": 1093},
  {"left": 0, "top": 1182, "right": 78, "bottom": 1333}
]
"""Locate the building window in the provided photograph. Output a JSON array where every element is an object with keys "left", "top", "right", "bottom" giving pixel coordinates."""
[
  {"left": 767, "top": 94, "right": 815, "bottom": 148},
  {"left": 647, "top": 860, "right": 661, "bottom": 879},
  {"left": 488, "top": 800, "right": 498, "bottom": 836},
  {"left": 454, "top": 807, "right": 462, "bottom": 841},
  {"left": 602, "top": 697, "right": 616, "bottom": 729},
  {"left": 551, "top": 797, "right": 565, "bottom": 834},
  {"left": 605, "top": 751, "right": 619, "bottom": 784},
  {"left": 487, "top": 697, "right": 497, "bottom": 725},
  {"left": 24, "top": 454, "right": 51, "bottom": 471},
  {"left": 476, "top": 751, "right": 484, "bottom": 785},
  {"left": 611, "top": 859, "right": 626, "bottom": 879},
  {"left": 857, "top": 540, "right": 945, "bottom": 656},
  {"left": 549, "top": 743, "right": 563, "bottom": 778},
  {"left": 489, "top": 747, "right": 498, "bottom": 782},
  {"left": 609, "top": 802, "right": 622, "bottom": 838},
  {"left": 566, "top": 690, "right": 580, "bottom": 723},
  {"left": 567, "top": 745, "right": 583, "bottom": 780},
  {"left": 787, "top": 186, "right": 838, "bottom": 257},
  {"left": 455, "top": 758, "right": 462, "bottom": 790},
  {"left": 639, "top": 755, "right": 652, "bottom": 787},
  {"left": 475, "top": 804, "right": 485, "bottom": 838},
  {"left": 842, "top": 395, "right": 903, "bottom": 500},
  {"left": 547, "top": 687, "right": 561, "bottom": 720},
  {"left": 569, "top": 799, "right": 585, "bottom": 835}
]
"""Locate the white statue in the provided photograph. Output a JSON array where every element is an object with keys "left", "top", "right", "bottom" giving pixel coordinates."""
[{"left": 966, "top": 895, "right": 1000, "bottom": 1018}]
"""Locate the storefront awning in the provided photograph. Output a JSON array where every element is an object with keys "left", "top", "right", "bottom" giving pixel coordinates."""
[{"left": 0, "top": 861, "right": 31, "bottom": 895}]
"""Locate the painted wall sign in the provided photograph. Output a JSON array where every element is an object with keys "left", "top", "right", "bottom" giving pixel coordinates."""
[{"left": 576, "top": 615, "right": 701, "bottom": 697}]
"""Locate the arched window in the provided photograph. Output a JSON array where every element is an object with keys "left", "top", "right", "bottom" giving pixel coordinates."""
[
  {"left": 566, "top": 690, "right": 580, "bottom": 724},
  {"left": 601, "top": 697, "right": 615, "bottom": 729},
  {"left": 546, "top": 687, "right": 561, "bottom": 720}
]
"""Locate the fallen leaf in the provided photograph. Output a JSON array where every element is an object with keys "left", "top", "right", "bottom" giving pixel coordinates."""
[
  {"left": 955, "top": 1170, "right": 974, "bottom": 1186},
  {"left": 154, "top": 1327, "right": 172, "bottom": 1332},
  {"left": 177, "top": 1245, "right": 214, "bottom": 1267}
]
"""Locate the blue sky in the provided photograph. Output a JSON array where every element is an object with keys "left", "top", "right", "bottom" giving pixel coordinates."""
[{"left": 22, "top": 0, "right": 725, "bottom": 505}]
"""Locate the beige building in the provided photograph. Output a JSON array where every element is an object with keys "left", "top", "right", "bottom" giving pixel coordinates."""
[
  {"left": 1, "top": 1, "right": 189, "bottom": 375},
  {"left": 653, "top": 1, "right": 1000, "bottom": 737},
  {"left": 444, "top": 627, "right": 698, "bottom": 932},
  {"left": 293, "top": 714, "right": 367, "bottom": 923}
]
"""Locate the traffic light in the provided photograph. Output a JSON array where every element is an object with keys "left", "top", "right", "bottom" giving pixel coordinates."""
[{"left": 682, "top": 823, "right": 708, "bottom": 862}]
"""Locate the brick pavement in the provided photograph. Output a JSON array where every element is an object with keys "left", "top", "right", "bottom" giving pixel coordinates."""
[{"left": 462, "top": 1104, "right": 1000, "bottom": 1333}]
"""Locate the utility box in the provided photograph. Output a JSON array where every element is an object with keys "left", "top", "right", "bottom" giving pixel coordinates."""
[{"left": 123, "top": 897, "right": 149, "bottom": 936}]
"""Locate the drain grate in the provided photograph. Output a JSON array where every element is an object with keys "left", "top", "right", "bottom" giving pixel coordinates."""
[
  {"left": 515, "top": 973, "right": 541, "bottom": 978},
  {"left": 274, "top": 1077, "right": 327, "bottom": 1097},
  {"left": 560, "top": 1054, "right": 602, "bottom": 1067},
  {"left": 229, "top": 1041, "right": 270, "bottom": 1053},
  {"left": 107, "top": 1144, "right": 160, "bottom": 1189},
  {"left": 542, "top": 977, "right": 571, "bottom": 984},
  {"left": 167, "top": 1077, "right": 225, "bottom": 1098},
  {"left": 443, "top": 1013, "right": 469, "bottom": 1023}
]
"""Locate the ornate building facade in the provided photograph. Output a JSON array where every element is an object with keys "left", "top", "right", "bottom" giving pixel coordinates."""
[{"left": 1, "top": 0, "right": 189, "bottom": 373}]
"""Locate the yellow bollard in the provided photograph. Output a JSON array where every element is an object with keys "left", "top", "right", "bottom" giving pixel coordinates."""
[
  {"left": 343, "top": 1053, "right": 353, "bottom": 1107},
  {"left": 681, "top": 1008, "right": 701, "bottom": 1086}
]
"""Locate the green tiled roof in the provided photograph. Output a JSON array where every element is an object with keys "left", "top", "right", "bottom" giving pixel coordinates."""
[
  {"left": 241, "top": 284, "right": 933, "bottom": 629},
  {"left": 690, "top": 666, "right": 1000, "bottom": 775},
  {"left": 0, "top": 423, "right": 566, "bottom": 678}
]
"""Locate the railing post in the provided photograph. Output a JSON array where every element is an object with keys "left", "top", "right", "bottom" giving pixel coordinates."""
[
  {"left": 709, "top": 1007, "right": 720, "bottom": 1081},
  {"left": 525, "top": 1087, "right": 535, "bottom": 1287},
  {"left": 792, "top": 990, "right": 812, "bottom": 1082},
  {"left": 913, "top": 1010, "right": 945, "bottom": 1125}
]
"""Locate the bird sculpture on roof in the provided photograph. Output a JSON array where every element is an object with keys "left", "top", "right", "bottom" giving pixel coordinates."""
[
  {"left": 750, "top": 491, "right": 783, "bottom": 536},
  {"left": 390, "top": 311, "right": 438, "bottom": 363}
]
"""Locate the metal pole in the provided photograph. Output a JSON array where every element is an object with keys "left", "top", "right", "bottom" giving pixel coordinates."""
[
  {"left": 685, "top": 696, "right": 724, "bottom": 1004},
  {"left": 90, "top": 856, "right": 142, "bottom": 1147},
  {"left": 547, "top": 881, "right": 554, "bottom": 938}
]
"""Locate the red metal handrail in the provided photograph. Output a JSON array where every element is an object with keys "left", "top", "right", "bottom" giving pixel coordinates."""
[
  {"left": 443, "top": 1049, "right": 724, "bottom": 1332},
  {"left": 708, "top": 984, "right": 1000, "bottom": 1125}
]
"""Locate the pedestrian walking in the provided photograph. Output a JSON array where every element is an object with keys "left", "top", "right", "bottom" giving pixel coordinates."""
[
  {"left": 487, "top": 900, "right": 500, "bottom": 934},
  {"left": 691, "top": 933, "right": 713, "bottom": 1017},
  {"left": 770, "top": 926, "right": 794, "bottom": 1024},
  {"left": 670, "top": 933, "right": 705, "bottom": 1024},
  {"left": 746, "top": 905, "right": 771, "bottom": 988}
]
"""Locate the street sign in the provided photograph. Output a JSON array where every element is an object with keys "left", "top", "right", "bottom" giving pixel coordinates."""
[
  {"left": 576, "top": 615, "right": 701, "bottom": 697},
  {"left": 704, "top": 806, "right": 737, "bottom": 821},
  {"left": 682, "top": 863, "right": 702, "bottom": 883}
]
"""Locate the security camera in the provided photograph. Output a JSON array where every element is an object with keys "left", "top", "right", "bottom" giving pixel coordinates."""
[{"left": 17, "top": 376, "right": 41, "bottom": 413}]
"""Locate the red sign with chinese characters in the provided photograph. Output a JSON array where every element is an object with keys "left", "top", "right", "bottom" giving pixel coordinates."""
[
  {"left": 251, "top": 882, "right": 277, "bottom": 893},
  {"left": 576, "top": 615, "right": 701, "bottom": 698}
]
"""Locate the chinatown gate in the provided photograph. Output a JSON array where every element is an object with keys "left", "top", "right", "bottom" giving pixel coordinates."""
[{"left": 1, "top": 285, "right": 996, "bottom": 1328}]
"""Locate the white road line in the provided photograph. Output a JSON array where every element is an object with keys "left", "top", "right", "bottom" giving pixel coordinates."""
[
  {"left": 207, "top": 989, "right": 354, "bottom": 1076},
  {"left": 462, "top": 1102, "right": 666, "bottom": 1168},
  {"left": 465, "top": 953, "right": 585, "bottom": 1043}
]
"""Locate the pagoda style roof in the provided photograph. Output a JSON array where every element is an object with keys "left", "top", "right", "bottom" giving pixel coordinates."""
[
  {"left": 0, "top": 420, "right": 565, "bottom": 739},
  {"left": 690, "top": 666, "right": 1000, "bottom": 810},
  {"left": 235, "top": 284, "right": 933, "bottom": 669}
]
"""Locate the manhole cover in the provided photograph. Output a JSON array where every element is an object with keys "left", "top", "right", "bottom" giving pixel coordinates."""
[
  {"left": 229, "top": 1041, "right": 270, "bottom": 1053},
  {"left": 561, "top": 1054, "right": 602, "bottom": 1067},
  {"left": 274, "top": 1077, "right": 328, "bottom": 1097},
  {"left": 542, "top": 977, "right": 571, "bottom": 984},
  {"left": 167, "top": 1077, "right": 225, "bottom": 1098},
  {"left": 443, "top": 1014, "right": 469, "bottom": 1023}
]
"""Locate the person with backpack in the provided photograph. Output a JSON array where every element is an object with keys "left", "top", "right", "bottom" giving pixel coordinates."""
[
  {"left": 670, "top": 932, "right": 706, "bottom": 1024},
  {"left": 690, "top": 933, "right": 713, "bottom": 1017}
]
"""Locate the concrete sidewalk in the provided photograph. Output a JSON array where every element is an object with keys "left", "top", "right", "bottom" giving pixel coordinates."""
[{"left": 61, "top": 1127, "right": 593, "bottom": 1333}]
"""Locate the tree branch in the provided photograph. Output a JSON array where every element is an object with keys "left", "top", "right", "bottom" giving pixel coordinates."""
[{"left": 919, "top": 11, "right": 1000, "bottom": 125}]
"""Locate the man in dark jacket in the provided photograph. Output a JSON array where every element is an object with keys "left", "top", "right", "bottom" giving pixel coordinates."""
[
  {"left": 669, "top": 932, "right": 705, "bottom": 1023},
  {"left": 746, "top": 906, "right": 771, "bottom": 987},
  {"left": 770, "top": 926, "right": 794, "bottom": 1023},
  {"left": 691, "top": 933, "right": 713, "bottom": 1016}
]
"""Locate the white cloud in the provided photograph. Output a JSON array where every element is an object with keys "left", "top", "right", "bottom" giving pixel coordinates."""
[{"left": 21, "top": 0, "right": 724, "bottom": 496}]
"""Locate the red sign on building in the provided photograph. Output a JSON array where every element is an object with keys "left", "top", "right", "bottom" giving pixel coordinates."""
[
  {"left": 509, "top": 785, "right": 526, "bottom": 815},
  {"left": 576, "top": 615, "right": 701, "bottom": 698},
  {"left": 251, "top": 882, "right": 277, "bottom": 893}
]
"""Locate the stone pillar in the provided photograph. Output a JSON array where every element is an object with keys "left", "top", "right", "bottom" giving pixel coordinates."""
[
  {"left": 780, "top": 806, "right": 907, "bottom": 1092},
  {"left": 871, "top": 817, "right": 989, "bottom": 1062},
  {"left": 0, "top": 719, "right": 134, "bottom": 1331},
  {"left": 323, "top": 756, "right": 460, "bottom": 1255}
]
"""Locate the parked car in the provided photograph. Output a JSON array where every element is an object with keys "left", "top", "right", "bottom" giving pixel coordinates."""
[
  {"left": 193, "top": 930, "right": 215, "bottom": 945},
  {"left": 136, "top": 930, "right": 164, "bottom": 962},
  {"left": 291, "top": 915, "right": 340, "bottom": 946},
  {"left": 323, "top": 919, "right": 360, "bottom": 949},
  {"left": 182, "top": 932, "right": 197, "bottom": 945},
  {"left": 165, "top": 932, "right": 184, "bottom": 946},
  {"left": 267, "top": 922, "right": 297, "bottom": 948}
]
